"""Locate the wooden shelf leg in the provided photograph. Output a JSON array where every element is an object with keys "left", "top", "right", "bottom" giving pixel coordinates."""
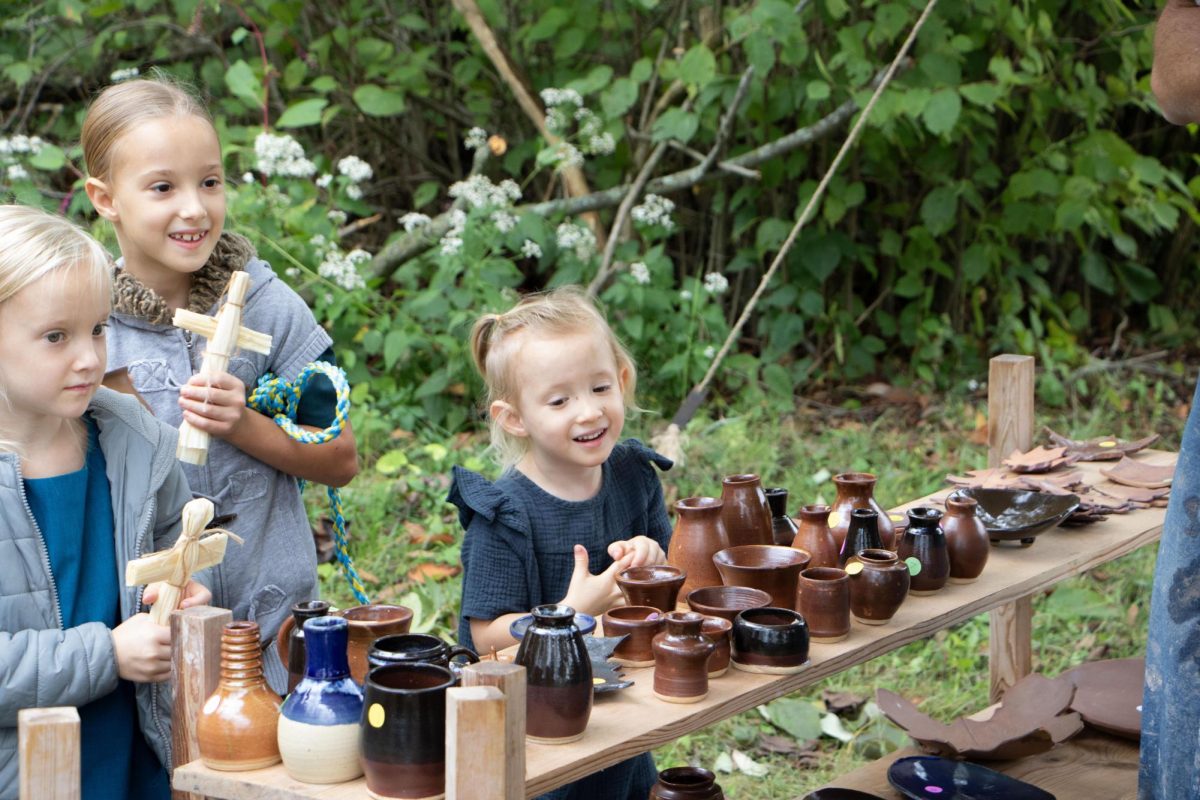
[
  {"left": 446, "top": 685, "right": 507, "bottom": 800},
  {"left": 18, "top": 707, "right": 80, "bottom": 800},
  {"left": 460, "top": 662, "right": 526, "bottom": 800},
  {"left": 171, "top": 605, "right": 232, "bottom": 800}
]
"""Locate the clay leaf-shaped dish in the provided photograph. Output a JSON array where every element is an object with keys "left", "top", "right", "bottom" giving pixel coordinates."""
[
  {"left": 887, "top": 756, "right": 1056, "bottom": 800},
  {"left": 1063, "top": 657, "right": 1143, "bottom": 740},
  {"left": 1099, "top": 456, "right": 1176, "bottom": 489},
  {"left": 1002, "top": 446, "right": 1070, "bottom": 474},
  {"left": 1044, "top": 428, "right": 1159, "bottom": 461},
  {"left": 958, "top": 488, "right": 1079, "bottom": 544}
]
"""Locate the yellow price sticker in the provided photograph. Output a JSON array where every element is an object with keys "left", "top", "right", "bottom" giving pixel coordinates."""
[
  {"left": 368, "top": 703, "right": 386, "bottom": 728},
  {"left": 1099, "top": 441, "right": 1116, "bottom": 448},
  {"left": 845, "top": 561, "right": 864, "bottom": 576}
]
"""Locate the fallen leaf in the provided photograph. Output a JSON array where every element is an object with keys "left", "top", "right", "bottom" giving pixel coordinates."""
[
  {"left": 390, "top": 427, "right": 415, "bottom": 440},
  {"left": 1126, "top": 603, "right": 1140, "bottom": 626},
  {"left": 968, "top": 410, "right": 988, "bottom": 446},
  {"left": 822, "top": 689, "right": 867, "bottom": 717},
  {"left": 407, "top": 563, "right": 461, "bottom": 583},
  {"left": 731, "top": 749, "right": 769, "bottom": 777},
  {"left": 712, "top": 752, "right": 734, "bottom": 774},
  {"left": 356, "top": 569, "right": 380, "bottom": 585}
]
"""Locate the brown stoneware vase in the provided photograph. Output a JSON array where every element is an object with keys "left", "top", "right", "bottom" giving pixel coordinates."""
[
  {"left": 830, "top": 472, "right": 895, "bottom": 550},
  {"left": 846, "top": 549, "right": 910, "bottom": 626},
  {"left": 685, "top": 585, "right": 772, "bottom": 623},
  {"left": 792, "top": 504, "right": 839, "bottom": 569},
  {"left": 942, "top": 494, "right": 990, "bottom": 583},
  {"left": 896, "top": 507, "right": 949, "bottom": 596},
  {"left": 797, "top": 567, "right": 851, "bottom": 643},
  {"left": 652, "top": 612, "right": 715, "bottom": 703},
  {"left": 514, "top": 604, "right": 592, "bottom": 743},
  {"left": 668, "top": 497, "right": 731, "bottom": 599},
  {"left": 277, "top": 599, "right": 330, "bottom": 694},
  {"left": 361, "top": 663, "right": 456, "bottom": 800},
  {"left": 198, "top": 621, "right": 282, "bottom": 771},
  {"left": 700, "top": 616, "right": 733, "bottom": 678},
  {"left": 764, "top": 487, "right": 800, "bottom": 547},
  {"left": 838, "top": 508, "right": 884, "bottom": 567},
  {"left": 341, "top": 603, "right": 414, "bottom": 684},
  {"left": 649, "top": 766, "right": 726, "bottom": 799},
  {"left": 730, "top": 607, "right": 810, "bottom": 674},
  {"left": 713, "top": 545, "right": 810, "bottom": 610},
  {"left": 719, "top": 474, "right": 774, "bottom": 547},
  {"left": 601, "top": 606, "right": 664, "bottom": 667},
  {"left": 616, "top": 565, "right": 686, "bottom": 612}
]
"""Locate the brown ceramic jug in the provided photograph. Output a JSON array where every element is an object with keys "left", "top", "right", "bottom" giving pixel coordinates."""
[
  {"left": 896, "top": 507, "right": 949, "bottom": 596},
  {"left": 668, "top": 497, "right": 731, "bottom": 599},
  {"left": 792, "top": 503, "right": 839, "bottom": 569},
  {"left": 764, "top": 487, "right": 799, "bottom": 547},
  {"left": 846, "top": 548, "right": 910, "bottom": 626},
  {"left": 829, "top": 472, "right": 895, "bottom": 550},
  {"left": 198, "top": 621, "right": 283, "bottom": 771},
  {"left": 652, "top": 612, "right": 715, "bottom": 704},
  {"left": 943, "top": 494, "right": 990, "bottom": 583},
  {"left": 719, "top": 474, "right": 774, "bottom": 547},
  {"left": 649, "top": 767, "right": 726, "bottom": 799},
  {"left": 278, "top": 599, "right": 330, "bottom": 694},
  {"left": 797, "top": 567, "right": 851, "bottom": 643}
]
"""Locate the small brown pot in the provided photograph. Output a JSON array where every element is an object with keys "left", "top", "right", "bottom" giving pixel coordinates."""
[
  {"left": 650, "top": 767, "right": 725, "bottom": 799},
  {"left": 198, "top": 621, "right": 282, "bottom": 771},
  {"left": 616, "top": 565, "right": 686, "bottom": 612},
  {"left": 713, "top": 545, "right": 810, "bottom": 610},
  {"left": 797, "top": 567, "right": 851, "bottom": 643},
  {"left": 699, "top": 616, "right": 733, "bottom": 677},
  {"left": 830, "top": 472, "right": 896, "bottom": 550},
  {"left": 652, "top": 612, "right": 715, "bottom": 704},
  {"left": 943, "top": 494, "right": 990, "bottom": 583},
  {"left": 720, "top": 474, "right": 774, "bottom": 548},
  {"left": 668, "top": 497, "right": 731, "bottom": 600},
  {"left": 792, "top": 504, "right": 839, "bottom": 570},
  {"left": 601, "top": 606, "right": 664, "bottom": 667},
  {"left": 341, "top": 604, "right": 414, "bottom": 685},
  {"left": 847, "top": 549, "right": 910, "bottom": 626}
]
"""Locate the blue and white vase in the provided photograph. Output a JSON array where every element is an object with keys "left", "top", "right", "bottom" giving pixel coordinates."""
[{"left": 277, "top": 615, "right": 364, "bottom": 783}]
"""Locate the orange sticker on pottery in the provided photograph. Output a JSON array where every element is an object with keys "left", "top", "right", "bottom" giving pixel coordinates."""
[
  {"left": 845, "top": 561, "right": 864, "bottom": 576},
  {"left": 368, "top": 703, "right": 386, "bottom": 728}
]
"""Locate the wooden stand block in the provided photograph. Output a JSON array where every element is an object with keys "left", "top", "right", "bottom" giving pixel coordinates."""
[
  {"left": 171, "top": 606, "right": 232, "bottom": 800},
  {"left": 446, "top": 686, "right": 506, "bottom": 800},
  {"left": 460, "top": 662, "right": 525, "bottom": 800},
  {"left": 18, "top": 707, "right": 80, "bottom": 800}
]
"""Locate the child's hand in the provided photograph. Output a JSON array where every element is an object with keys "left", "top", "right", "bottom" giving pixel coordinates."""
[
  {"left": 112, "top": 613, "right": 172, "bottom": 683},
  {"left": 560, "top": 544, "right": 634, "bottom": 617},
  {"left": 143, "top": 580, "right": 212, "bottom": 610},
  {"left": 179, "top": 371, "right": 247, "bottom": 439},
  {"left": 607, "top": 536, "right": 666, "bottom": 569}
]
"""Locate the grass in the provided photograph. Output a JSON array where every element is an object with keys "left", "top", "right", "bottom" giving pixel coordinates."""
[{"left": 312, "top": 369, "right": 1185, "bottom": 798}]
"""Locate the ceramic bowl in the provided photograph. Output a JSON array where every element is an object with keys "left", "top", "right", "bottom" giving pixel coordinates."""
[
  {"left": 685, "top": 585, "right": 772, "bottom": 622},
  {"left": 616, "top": 565, "right": 686, "bottom": 611},
  {"left": 601, "top": 606, "right": 664, "bottom": 666},
  {"left": 713, "top": 545, "right": 811, "bottom": 609},
  {"left": 887, "top": 755, "right": 1055, "bottom": 800},
  {"left": 957, "top": 488, "right": 1079, "bottom": 546},
  {"left": 730, "top": 607, "right": 810, "bottom": 674},
  {"left": 509, "top": 611, "right": 596, "bottom": 641}
]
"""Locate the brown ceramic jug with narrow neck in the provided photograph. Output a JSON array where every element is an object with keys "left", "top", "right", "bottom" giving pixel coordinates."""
[
  {"left": 829, "top": 472, "right": 895, "bottom": 550},
  {"left": 198, "top": 621, "right": 283, "bottom": 771},
  {"left": 792, "top": 503, "right": 839, "bottom": 569},
  {"left": 942, "top": 494, "right": 990, "bottom": 583}
]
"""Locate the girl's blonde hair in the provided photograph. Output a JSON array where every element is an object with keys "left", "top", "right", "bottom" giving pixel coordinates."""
[
  {"left": 0, "top": 205, "right": 113, "bottom": 454},
  {"left": 470, "top": 286, "right": 638, "bottom": 466},
  {"left": 81, "top": 76, "right": 213, "bottom": 180}
]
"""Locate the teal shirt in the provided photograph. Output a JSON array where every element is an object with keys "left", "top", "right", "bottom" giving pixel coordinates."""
[{"left": 25, "top": 417, "right": 168, "bottom": 800}]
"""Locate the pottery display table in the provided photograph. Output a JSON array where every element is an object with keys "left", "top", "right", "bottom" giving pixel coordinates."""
[{"left": 172, "top": 451, "right": 1171, "bottom": 800}]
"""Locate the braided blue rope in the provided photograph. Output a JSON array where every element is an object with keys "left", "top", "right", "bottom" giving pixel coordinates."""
[{"left": 247, "top": 361, "right": 369, "bottom": 605}]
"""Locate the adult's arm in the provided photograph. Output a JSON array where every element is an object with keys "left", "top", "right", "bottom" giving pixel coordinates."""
[{"left": 1151, "top": 0, "right": 1200, "bottom": 124}]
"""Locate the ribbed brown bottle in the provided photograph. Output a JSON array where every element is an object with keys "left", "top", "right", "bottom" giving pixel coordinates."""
[{"left": 198, "top": 621, "right": 283, "bottom": 770}]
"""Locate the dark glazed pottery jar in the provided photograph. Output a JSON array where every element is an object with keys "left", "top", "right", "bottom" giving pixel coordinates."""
[
  {"left": 514, "top": 604, "right": 593, "bottom": 744},
  {"left": 277, "top": 616, "right": 364, "bottom": 783},
  {"left": 277, "top": 600, "right": 330, "bottom": 695},
  {"left": 616, "top": 564, "right": 686, "bottom": 612},
  {"left": 793, "top": 504, "right": 839, "bottom": 570},
  {"left": 668, "top": 497, "right": 731, "bottom": 599},
  {"left": 367, "top": 633, "right": 479, "bottom": 677},
  {"left": 896, "top": 507, "right": 949, "bottom": 596},
  {"left": 601, "top": 606, "right": 664, "bottom": 666},
  {"left": 361, "top": 664, "right": 456, "bottom": 799},
  {"left": 720, "top": 474, "right": 774, "bottom": 548},
  {"left": 797, "top": 567, "right": 851, "bottom": 644},
  {"left": 712, "top": 544, "right": 810, "bottom": 610},
  {"left": 652, "top": 611, "right": 715, "bottom": 703},
  {"left": 764, "top": 487, "right": 800, "bottom": 547},
  {"left": 730, "top": 607, "right": 810, "bottom": 674},
  {"left": 838, "top": 508, "right": 884, "bottom": 566},
  {"left": 830, "top": 472, "right": 895, "bottom": 550},
  {"left": 943, "top": 494, "right": 990, "bottom": 583},
  {"left": 341, "top": 603, "right": 414, "bottom": 685},
  {"left": 650, "top": 766, "right": 726, "bottom": 799},
  {"left": 198, "top": 621, "right": 282, "bottom": 771},
  {"left": 846, "top": 549, "right": 910, "bottom": 626}
]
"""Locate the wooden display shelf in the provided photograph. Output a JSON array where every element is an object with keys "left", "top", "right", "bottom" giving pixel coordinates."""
[{"left": 172, "top": 452, "right": 1171, "bottom": 800}]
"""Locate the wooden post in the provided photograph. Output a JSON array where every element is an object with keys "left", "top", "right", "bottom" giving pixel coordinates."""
[
  {"left": 987, "top": 354, "right": 1035, "bottom": 702},
  {"left": 445, "top": 686, "right": 507, "bottom": 800},
  {"left": 461, "top": 662, "right": 526, "bottom": 800},
  {"left": 171, "top": 606, "right": 232, "bottom": 800},
  {"left": 18, "top": 707, "right": 79, "bottom": 800}
]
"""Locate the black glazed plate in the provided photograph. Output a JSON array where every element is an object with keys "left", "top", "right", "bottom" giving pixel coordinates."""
[
  {"left": 957, "top": 487, "right": 1079, "bottom": 546},
  {"left": 509, "top": 611, "right": 597, "bottom": 640},
  {"left": 887, "top": 755, "right": 1056, "bottom": 800},
  {"left": 587, "top": 635, "right": 633, "bottom": 695}
]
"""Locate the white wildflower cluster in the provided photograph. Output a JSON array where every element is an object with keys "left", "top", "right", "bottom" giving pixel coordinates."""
[
  {"left": 241, "top": 172, "right": 255, "bottom": 184},
  {"left": 703, "top": 271, "right": 729, "bottom": 295},
  {"left": 541, "top": 89, "right": 615, "bottom": 168},
  {"left": 540, "top": 87, "right": 583, "bottom": 108},
  {"left": 337, "top": 155, "right": 373, "bottom": 184},
  {"left": 254, "top": 132, "right": 316, "bottom": 178},
  {"left": 588, "top": 131, "right": 616, "bottom": 156},
  {"left": 464, "top": 127, "right": 488, "bottom": 149},
  {"left": 703, "top": 345, "right": 717, "bottom": 360},
  {"left": 629, "top": 261, "right": 651, "bottom": 285},
  {"left": 310, "top": 234, "right": 369, "bottom": 291},
  {"left": 110, "top": 66, "right": 140, "bottom": 82},
  {"left": 0, "top": 135, "right": 46, "bottom": 157},
  {"left": 398, "top": 212, "right": 431, "bottom": 233},
  {"left": 316, "top": 173, "right": 333, "bottom": 189},
  {"left": 631, "top": 194, "right": 675, "bottom": 231},
  {"left": 491, "top": 210, "right": 518, "bottom": 233},
  {"left": 551, "top": 142, "right": 584, "bottom": 170},
  {"left": 439, "top": 208, "right": 469, "bottom": 256},
  {"left": 346, "top": 185, "right": 363, "bottom": 200},
  {"left": 7, "top": 165, "right": 29, "bottom": 182},
  {"left": 521, "top": 239, "right": 542, "bottom": 259},
  {"left": 555, "top": 222, "right": 596, "bottom": 260},
  {"left": 680, "top": 289, "right": 693, "bottom": 301},
  {"left": 448, "top": 174, "right": 521, "bottom": 209},
  {"left": 327, "top": 209, "right": 348, "bottom": 226}
]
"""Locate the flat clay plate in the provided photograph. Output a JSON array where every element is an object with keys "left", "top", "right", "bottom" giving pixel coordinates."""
[
  {"left": 887, "top": 755, "right": 1055, "bottom": 800},
  {"left": 1099, "top": 456, "right": 1175, "bottom": 489},
  {"left": 1063, "top": 657, "right": 1143, "bottom": 740}
]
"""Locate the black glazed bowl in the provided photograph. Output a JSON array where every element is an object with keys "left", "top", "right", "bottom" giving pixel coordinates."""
[
  {"left": 957, "top": 487, "right": 1079, "bottom": 546},
  {"left": 731, "top": 607, "right": 809, "bottom": 669},
  {"left": 887, "top": 755, "right": 1055, "bottom": 800}
]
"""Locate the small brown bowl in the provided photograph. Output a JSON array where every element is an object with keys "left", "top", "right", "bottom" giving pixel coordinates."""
[
  {"left": 685, "top": 585, "right": 772, "bottom": 622},
  {"left": 713, "top": 545, "right": 811, "bottom": 610},
  {"left": 601, "top": 606, "right": 664, "bottom": 667},
  {"left": 616, "top": 565, "right": 686, "bottom": 612},
  {"left": 699, "top": 616, "right": 733, "bottom": 677}
]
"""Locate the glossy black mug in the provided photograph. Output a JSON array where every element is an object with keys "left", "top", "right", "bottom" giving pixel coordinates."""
[{"left": 367, "top": 633, "right": 479, "bottom": 676}]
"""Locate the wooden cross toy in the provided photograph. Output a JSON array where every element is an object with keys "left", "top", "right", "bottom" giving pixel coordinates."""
[
  {"left": 125, "top": 498, "right": 240, "bottom": 625},
  {"left": 172, "top": 271, "right": 273, "bottom": 465}
]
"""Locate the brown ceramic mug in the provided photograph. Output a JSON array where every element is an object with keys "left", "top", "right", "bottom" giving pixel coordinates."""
[
  {"left": 797, "top": 567, "right": 851, "bottom": 643},
  {"left": 341, "top": 604, "right": 414, "bottom": 684},
  {"left": 699, "top": 616, "right": 733, "bottom": 678},
  {"left": 601, "top": 606, "right": 664, "bottom": 667},
  {"left": 616, "top": 565, "right": 686, "bottom": 612}
]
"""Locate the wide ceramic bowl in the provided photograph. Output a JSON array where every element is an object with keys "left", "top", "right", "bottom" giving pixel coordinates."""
[
  {"left": 957, "top": 487, "right": 1079, "bottom": 546},
  {"left": 713, "top": 545, "right": 811, "bottom": 609},
  {"left": 730, "top": 607, "right": 810, "bottom": 674},
  {"left": 509, "top": 611, "right": 596, "bottom": 641},
  {"left": 685, "top": 585, "right": 772, "bottom": 622}
]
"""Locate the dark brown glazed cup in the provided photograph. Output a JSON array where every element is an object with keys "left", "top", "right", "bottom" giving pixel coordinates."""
[
  {"left": 601, "top": 606, "right": 664, "bottom": 666},
  {"left": 797, "top": 567, "right": 850, "bottom": 643},
  {"left": 730, "top": 607, "right": 810, "bottom": 674},
  {"left": 361, "top": 663, "right": 455, "bottom": 799},
  {"left": 685, "top": 585, "right": 772, "bottom": 622},
  {"left": 846, "top": 548, "right": 910, "bottom": 626},
  {"left": 616, "top": 565, "right": 686, "bottom": 612},
  {"left": 699, "top": 616, "right": 733, "bottom": 677},
  {"left": 713, "top": 545, "right": 811, "bottom": 610},
  {"left": 341, "top": 604, "right": 414, "bottom": 684}
]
